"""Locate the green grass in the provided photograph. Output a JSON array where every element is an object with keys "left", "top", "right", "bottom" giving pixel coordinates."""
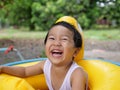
[
  {"left": 0, "top": 28, "right": 120, "bottom": 40},
  {"left": 84, "top": 29, "right": 120, "bottom": 40},
  {"left": 0, "top": 28, "right": 47, "bottom": 39}
]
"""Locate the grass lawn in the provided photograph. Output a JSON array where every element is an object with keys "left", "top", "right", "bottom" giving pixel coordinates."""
[
  {"left": 0, "top": 28, "right": 120, "bottom": 40},
  {"left": 84, "top": 29, "right": 120, "bottom": 40},
  {"left": 0, "top": 28, "right": 47, "bottom": 39}
]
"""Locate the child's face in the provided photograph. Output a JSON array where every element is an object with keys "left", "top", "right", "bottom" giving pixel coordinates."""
[{"left": 45, "top": 25, "right": 79, "bottom": 65}]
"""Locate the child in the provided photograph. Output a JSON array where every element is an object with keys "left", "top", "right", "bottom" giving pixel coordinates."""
[{"left": 0, "top": 16, "right": 88, "bottom": 90}]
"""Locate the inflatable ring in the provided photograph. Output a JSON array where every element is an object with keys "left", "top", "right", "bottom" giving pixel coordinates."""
[{"left": 0, "top": 58, "right": 120, "bottom": 90}]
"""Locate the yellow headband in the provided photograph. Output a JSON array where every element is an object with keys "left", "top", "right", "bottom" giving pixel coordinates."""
[{"left": 56, "top": 16, "right": 84, "bottom": 62}]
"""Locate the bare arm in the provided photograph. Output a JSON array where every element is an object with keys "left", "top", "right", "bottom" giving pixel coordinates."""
[
  {"left": 0, "top": 61, "right": 45, "bottom": 78},
  {"left": 71, "top": 68, "right": 87, "bottom": 90}
]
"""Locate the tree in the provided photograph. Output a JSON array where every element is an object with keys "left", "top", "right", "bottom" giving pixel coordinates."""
[
  {"left": 0, "top": 0, "right": 35, "bottom": 30},
  {"left": 0, "top": 0, "right": 119, "bottom": 31}
]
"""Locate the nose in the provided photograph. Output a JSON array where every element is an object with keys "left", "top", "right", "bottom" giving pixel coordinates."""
[{"left": 53, "top": 40, "right": 61, "bottom": 46}]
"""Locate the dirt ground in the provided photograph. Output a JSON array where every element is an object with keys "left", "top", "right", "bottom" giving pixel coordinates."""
[{"left": 0, "top": 38, "right": 120, "bottom": 64}]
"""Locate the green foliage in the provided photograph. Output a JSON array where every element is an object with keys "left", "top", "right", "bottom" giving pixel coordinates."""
[{"left": 0, "top": 0, "right": 120, "bottom": 31}]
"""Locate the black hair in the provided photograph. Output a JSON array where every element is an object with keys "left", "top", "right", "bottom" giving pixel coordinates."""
[{"left": 44, "top": 21, "right": 82, "bottom": 48}]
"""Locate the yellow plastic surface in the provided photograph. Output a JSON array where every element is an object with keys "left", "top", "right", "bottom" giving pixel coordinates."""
[
  {"left": 0, "top": 61, "right": 48, "bottom": 90},
  {"left": 0, "top": 74, "right": 35, "bottom": 90},
  {"left": 0, "top": 60, "right": 120, "bottom": 90},
  {"left": 78, "top": 60, "right": 120, "bottom": 90}
]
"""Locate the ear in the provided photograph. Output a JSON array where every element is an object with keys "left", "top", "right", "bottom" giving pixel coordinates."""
[{"left": 73, "top": 48, "right": 80, "bottom": 57}]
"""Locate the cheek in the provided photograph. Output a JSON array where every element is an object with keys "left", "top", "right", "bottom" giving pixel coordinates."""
[
  {"left": 63, "top": 41, "right": 75, "bottom": 49},
  {"left": 45, "top": 45, "right": 50, "bottom": 57},
  {"left": 45, "top": 40, "right": 50, "bottom": 47},
  {"left": 45, "top": 41, "right": 53, "bottom": 52},
  {"left": 45, "top": 42, "right": 50, "bottom": 52},
  {"left": 63, "top": 43, "right": 75, "bottom": 53}
]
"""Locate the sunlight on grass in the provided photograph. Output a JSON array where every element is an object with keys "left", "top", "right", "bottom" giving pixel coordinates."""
[
  {"left": 0, "top": 28, "right": 120, "bottom": 40},
  {"left": 0, "top": 29, "right": 47, "bottom": 39},
  {"left": 84, "top": 29, "right": 120, "bottom": 40}
]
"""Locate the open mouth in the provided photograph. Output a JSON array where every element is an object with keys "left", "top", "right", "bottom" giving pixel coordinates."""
[{"left": 51, "top": 50, "right": 63, "bottom": 57}]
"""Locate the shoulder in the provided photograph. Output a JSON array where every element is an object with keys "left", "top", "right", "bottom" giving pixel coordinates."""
[
  {"left": 36, "top": 59, "right": 51, "bottom": 70},
  {"left": 71, "top": 67, "right": 87, "bottom": 89},
  {"left": 71, "top": 62, "right": 87, "bottom": 79},
  {"left": 72, "top": 67, "right": 87, "bottom": 80}
]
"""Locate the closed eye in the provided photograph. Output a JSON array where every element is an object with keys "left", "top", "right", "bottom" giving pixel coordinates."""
[
  {"left": 48, "top": 35, "right": 55, "bottom": 40},
  {"left": 62, "top": 38, "right": 67, "bottom": 40},
  {"left": 61, "top": 37, "right": 69, "bottom": 41},
  {"left": 48, "top": 37, "right": 54, "bottom": 40}
]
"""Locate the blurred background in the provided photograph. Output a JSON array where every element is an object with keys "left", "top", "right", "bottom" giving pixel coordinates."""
[
  {"left": 0, "top": 0, "right": 120, "bottom": 30},
  {"left": 0, "top": 0, "right": 120, "bottom": 64}
]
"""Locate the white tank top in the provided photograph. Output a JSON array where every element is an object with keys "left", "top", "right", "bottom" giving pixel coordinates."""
[{"left": 43, "top": 59, "right": 88, "bottom": 90}]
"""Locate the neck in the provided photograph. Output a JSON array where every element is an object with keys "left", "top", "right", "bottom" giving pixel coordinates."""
[{"left": 51, "top": 61, "right": 73, "bottom": 73}]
